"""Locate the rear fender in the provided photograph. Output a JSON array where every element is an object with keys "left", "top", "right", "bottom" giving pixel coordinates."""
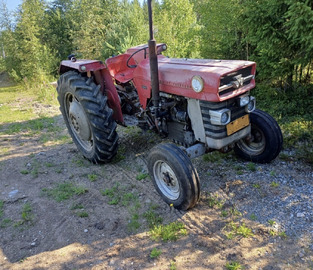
[{"left": 59, "top": 60, "right": 123, "bottom": 123}]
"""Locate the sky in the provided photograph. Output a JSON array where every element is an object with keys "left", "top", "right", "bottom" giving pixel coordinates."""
[
  {"left": 4, "top": 0, "right": 21, "bottom": 11},
  {"left": 4, "top": 0, "right": 146, "bottom": 12}
]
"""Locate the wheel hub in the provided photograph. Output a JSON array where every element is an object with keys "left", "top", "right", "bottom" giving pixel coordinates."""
[
  {"left": 153, "top": 161, "right": 179, "bottom": 200},
  {"left": 162, "top": 171, "right": 175, "bottom": 186},
  {"left": 69, "top": 99, "right": 91, "bottom": 141}
]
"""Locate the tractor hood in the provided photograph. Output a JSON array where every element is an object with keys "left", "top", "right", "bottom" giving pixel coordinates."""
[{"left": 133, "top": 57, "right": 256, "bottom": 106}]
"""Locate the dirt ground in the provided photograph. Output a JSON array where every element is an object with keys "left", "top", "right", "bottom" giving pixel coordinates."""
[{"left": 0, "top": 90, "right": 312, "bottom": 269}]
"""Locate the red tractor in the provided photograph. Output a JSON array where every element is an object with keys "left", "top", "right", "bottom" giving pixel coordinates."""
[{"left": 57, "top": 1, "right": 282, "bottom": 210}]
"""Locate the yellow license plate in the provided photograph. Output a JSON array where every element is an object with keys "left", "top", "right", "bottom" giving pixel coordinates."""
[{"left": 226, "top": 114, "right": 250, "bottom": 136}]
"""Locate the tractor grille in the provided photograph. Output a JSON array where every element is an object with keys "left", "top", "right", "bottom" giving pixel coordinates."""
[
  {"left": 219, "top": 66, "right": 253, "bottom": 96},
  {"left": 200, "top": 99, "right": 246, "bottom": 139}
]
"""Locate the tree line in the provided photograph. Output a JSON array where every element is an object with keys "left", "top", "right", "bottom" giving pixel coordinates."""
[{"left": 0, "top": 0, "right": 312, "bottom": 90}]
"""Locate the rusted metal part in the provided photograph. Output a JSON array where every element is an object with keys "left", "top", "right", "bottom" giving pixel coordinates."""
[{"left": 98, "top": 69, "right": 123, "bottom": 124}]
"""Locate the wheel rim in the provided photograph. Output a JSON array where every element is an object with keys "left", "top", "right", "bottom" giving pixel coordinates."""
[
  {"left": 153, "top": 160, "right": 180, "bottom": 200},
  {"left": 65, "top": 93, "right": 93, "bottom": 151},
  {"left": 237, "top": 124, "right": 266, "bottom": 155}
]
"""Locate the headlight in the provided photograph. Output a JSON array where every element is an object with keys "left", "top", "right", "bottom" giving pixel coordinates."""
[
  {"left": 209, "top": 109, "right": 231, "bottom": 125},
  {"left": 238, "top": 96, "right": 250, "bottom": 107},
  {"left": 191, "top": 76, "right": 204, "bottom": 93},
  {"left": 245, "top": 96, "right": 256, "bottom": 112}
]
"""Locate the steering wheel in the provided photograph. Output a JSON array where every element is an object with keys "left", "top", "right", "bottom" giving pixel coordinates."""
[{"left": 126, "top": 46, "right": 148, "bottom": 68}]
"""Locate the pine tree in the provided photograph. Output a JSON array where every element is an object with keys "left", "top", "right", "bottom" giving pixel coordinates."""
[{"left": 154, "top": 0, "right": 200, "bottom": 58}]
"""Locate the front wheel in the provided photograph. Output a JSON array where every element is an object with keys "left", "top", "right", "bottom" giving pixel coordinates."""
[
  {"left": 234, "top": 109, "right": 283, "bottom": 163},
  {"left": 147, "top": 143, "right": 200, "bottom": 210}
]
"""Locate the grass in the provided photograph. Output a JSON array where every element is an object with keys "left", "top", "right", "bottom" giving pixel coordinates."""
[
  {"left": 207, "top": 194, "right": 224, "bottom": 209},
  {"left": 0, "top": 218, "right": 12, "bottom": 228},
  {"left": 0, "top": 200, "right": 4, "bottom": 218},
  {"left": 226, "top": 261, "right": 243, "bottom": 270},
  {"left": 150, "top": 247, "right": 162, "bottom": 259},
  {"left": 76, "top": 211, "right": 89, "bottom": 218},
  {"left": 252, "top": 183, "right": 261, "bottom": 189},
  {"left": 203, "top": 152, "right": 223, "bottom": 163},
  {"left": 144, "top": 208, "right": 163, "bottom": 228},
  {"left": 101, "top": 184, "right": 138, "bottom": 207},
  {"left": 136, "top": 172, "right": 149, "bottom": 181},
  {"left": 170, "top": 260, "right": 177, "bottom": 270},
  {"left": 224, "top": 222, "right": 253, "bottom": 239},
  {"left": 247, "top": 162, "right": 256, "bottom": 172},
  {"left": 268, "top": 219, "right": 276, "bottom": 226},
  {"left": 42, "top": 182, "right": 88, "bottom": 202},
  {"left": 14, "top": 202, "right": 34, "bottom": 227},
  {"left": 270, "top": 181, "right": 279, "bottom": 188},
  {"left": 150, "top": 222, "right": 188, "bottom": 242},
  {"left": 87, "top": 173, "right": 98, "bottom": 182},
  {"left": 70, "top": 203, "right": 84, "bottom": 210}
]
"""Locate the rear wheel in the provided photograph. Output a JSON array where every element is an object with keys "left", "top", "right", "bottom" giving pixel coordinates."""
[
  {"left": 57, "top": 71, "right": 118, "bottom": 163},
  {"left": 147, "top": 143, "right": 200, "bottom": 210},
  {"left": 234, "top": 109, "right": 283, "bottom": 163}
]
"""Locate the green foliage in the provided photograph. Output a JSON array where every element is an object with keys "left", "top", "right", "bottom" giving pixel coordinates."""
[
  {"left": 226, "top": 261, "right": 243, "bottom": 270},
  {"left": 194, "top": 0, "right": 245, "bottom": 60},
  {"left": 150, "top": 221, "right": 188, "bottom": 242},
  {"left": 225, "top": 222, "right": 253, "bottom": 239},
  {"left": 0, "top": 200, "right": 4, "bottom": 218},
  {"left": 42, "top": 182, "right": 88, "bottom": 202},
  {"left": 155, "top": 0, "right": 201, "bottom": 58},
  {"left": 14, "top": 202, "right": 35, "bottom": 227},
  {"left": 243, "top": 0, "right": 313, "bottom": 86},
  {"left": 150, "top": 247, "right": 162, "bottom": 259},
  {"left": 76, "top": 211, "right": 88, "bottom": 218},
  {"left": 144, "top": 208, "right": 163, "bottom": 228},
  {"left": 136, "top": 172, "right": 149, "bottom": 181}
]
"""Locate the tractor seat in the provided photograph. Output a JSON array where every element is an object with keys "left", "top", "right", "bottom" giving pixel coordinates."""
[{"left": 105, "top": 54, "right": 136, "bottom": 84}]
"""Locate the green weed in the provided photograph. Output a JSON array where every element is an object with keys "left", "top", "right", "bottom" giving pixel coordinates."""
[
  {"left": 70, "top": 203, "right": 84, "bottom": 210},
  {"left": 226, "top": 261, "right": 243, "bottom": 270},
  {"left": 14, "top": 202, "right": 34, "bottom": 227},
  {"left": 236, "top": 224, "right": 253, "bottom": 238},
  {"left": 170, "top": 260, "right": 177, "bottom": 270},
  {"left": 203, "top": 152, "right": 223, "bottom": 163},
  {"left": 207, "top": 194, "right": 223, "bottom": 209},
  {"left": 270, "top": 181, "right": 279, "bottom": 188},
  {"left": 76, "top": 211, "right": 88, "bottom": 218},
  {"left": 268, "top": 219, "right": 276, "bottom": 226},
  {"left": 249, "top": 214, "right": 257, "bottom": 221},
  {"left": 136, "top": 172, "right": 149, "bottom": 181},
  {"left": 247, "top": 162, "right": 256, "bottom": 172},
  {"left": 150, "top": 222, "right": 187, "bottom": 242},
  {"left": 0, "top": 200, "right": 4, "bottom": 218},
  {"left": 150, "top": 247, "right": 162, "bottom": 259},
  {"left": 144, "top": 209, "right": 163, "bottom": 228},
  {"left": 225, "top": 222, "right": 253, "bottom": 239},
  {"left": 121, "top": 192, "right": 137, "bottom": 206},
  {"left": 0, "top": 218, "right": 12, "bottom": 228},
  {"left": 221, "top": 210, "right": 228, "bottom": 217},
  {"left": 128, "top": 213, "right": 141, "bottom": 231},
  {"left": 101, "top": 184, "right": 120, "bottom": 205},
  {"left": 278, "top": 231, "right": 287, "bottom": 239},
  {"left": 42, "top": 182, "right": 88, "bottom": 202},
  {"left": 270, "top": 171, "right": 276, "bottom": 177},
  {"left": 87, "top": 173, "right": 98, "bottom": 182},
  {"left": 252, "top": 183, "right": 261, "bottom": 189}
]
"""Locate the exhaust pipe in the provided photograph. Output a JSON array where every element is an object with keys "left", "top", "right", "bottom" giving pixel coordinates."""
[{"left": 147, "top": 0, "right": 160, "bottom": 115}]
